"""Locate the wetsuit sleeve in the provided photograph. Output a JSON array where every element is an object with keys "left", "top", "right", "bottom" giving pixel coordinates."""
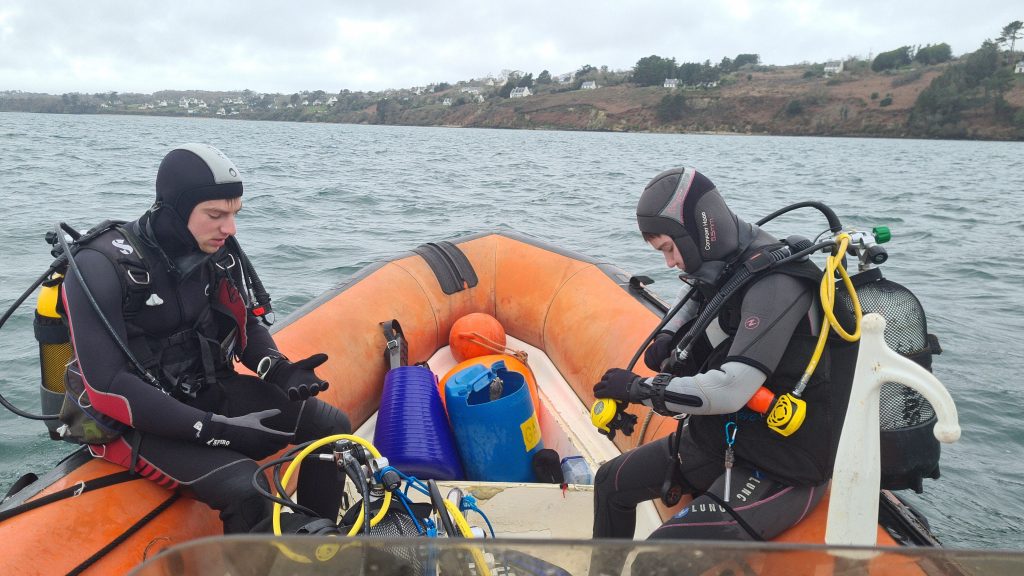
[
  {"left": 638, "top": 274, "right": 812, "bottom": 416},
  {"left": 647, "top": 362, "right": 766, "bottom": 415},
  {"left": 63, "top": 249, "right": 208, "bottom": 440},
  {"left": 662, "top": 284, "right": 700, "bottom": 334},
  {"left": 725, "top": 273, "right": 813, "bottom": 374}
]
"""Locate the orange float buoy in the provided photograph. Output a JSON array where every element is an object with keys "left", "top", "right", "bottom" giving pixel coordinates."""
[{"left": 449, "top": 312, "right": 506, "bottom": 362}]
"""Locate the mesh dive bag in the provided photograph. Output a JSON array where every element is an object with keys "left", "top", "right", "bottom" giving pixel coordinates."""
[{"left": 837, "top": 268, "right": 943, "bottom": 493}]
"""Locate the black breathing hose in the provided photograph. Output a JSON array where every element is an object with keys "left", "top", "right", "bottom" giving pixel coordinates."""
[
  {"left": 0, "top": 264, "right": 63, "bottom": 420},
  {"left": 756, "top": 200, "right": 843, "bottom": 233},
  {"left": 228, "top": 237, "right": 273, "bottom": 325},
  {"left": 625, "top": 286, "right": 697, "bottom": 373},
  {"left": 626, "top": 201, "right": 844, "bottom": 373}
]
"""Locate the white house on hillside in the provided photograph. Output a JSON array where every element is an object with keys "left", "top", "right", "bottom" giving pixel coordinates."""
[
  {"left": 510, "top": 86, "right": 532, "bottom": 98},
  {"left": 664, "top": 78, "right": 679, "bottom": 88},
  {"left": 824, "top": 61, "right": 844, "bottom": 76},
  {"left": 581, "top": 81, "right": 597, "bottom": 90},
  {"left": 1016, "top": 60, "right": 1024, "bottom": 74}
]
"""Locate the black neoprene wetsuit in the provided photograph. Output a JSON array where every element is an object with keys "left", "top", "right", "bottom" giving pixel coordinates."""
[
  {"left": 62, "top": 222, "right": 350, "bottom": 533},
  {"left": 593, "top": 269, "right": 839, "bottom": 542}
]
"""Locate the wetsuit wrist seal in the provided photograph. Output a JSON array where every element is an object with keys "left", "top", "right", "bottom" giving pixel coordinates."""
[{"left": 638, "top": 373, "right": 704, "bottom": 416}]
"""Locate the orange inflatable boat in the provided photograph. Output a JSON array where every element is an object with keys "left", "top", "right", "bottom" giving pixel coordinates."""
[{"left": 0, "top": 231, "right": 951, "bottom": 575}]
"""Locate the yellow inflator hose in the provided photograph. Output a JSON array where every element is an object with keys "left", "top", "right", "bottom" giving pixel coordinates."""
[{"left": 801, "top": 234, "right": 863, "bottom": 384}]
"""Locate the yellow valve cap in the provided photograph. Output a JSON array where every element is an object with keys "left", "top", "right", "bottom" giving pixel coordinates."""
[
  {"left": 36, "top": 279, "right": 63, "bottom": 319},
  {"left": 766, "top": 394, "right": 807, "bottom": 437},
  {"left": 590, "top": 398, "right": 616, "bottom": 433}
]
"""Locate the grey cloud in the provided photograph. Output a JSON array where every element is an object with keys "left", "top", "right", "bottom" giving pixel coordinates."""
[{"left": 0, "top": 1, "right": 1019, "bottom": 94}]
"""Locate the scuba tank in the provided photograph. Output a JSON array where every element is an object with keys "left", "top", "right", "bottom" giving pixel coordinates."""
[
  {"left": 837, "top": 266, "right": 943, "bottom": 493},
  {"left": 34, "top": 274, "right": 72, "bottom": 440}
]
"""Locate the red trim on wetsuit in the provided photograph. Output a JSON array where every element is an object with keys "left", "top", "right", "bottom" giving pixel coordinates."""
[
  {"left": 89, "top": 437, "right": 180, "bottom": 490},
  {"left": 62, "top": 286, "right": 135, "bottom": 426}
]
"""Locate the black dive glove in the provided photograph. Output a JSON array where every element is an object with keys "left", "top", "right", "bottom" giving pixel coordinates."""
[
  {"left": 644, "top": 331, "right": 676, "bottom": 372},
  {"left": 194, "top": 409, "right": 293, "bottom": 460},
  {"left": 593, "top": 368, "right": 643, "bottom": 403},
  {"left": 258, "top": 353, "right": 330, "bottom": 401}
]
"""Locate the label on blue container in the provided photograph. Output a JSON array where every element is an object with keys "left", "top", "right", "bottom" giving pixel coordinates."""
[{"left": 520, "top": 413, "right": 542, "bottom": 451}]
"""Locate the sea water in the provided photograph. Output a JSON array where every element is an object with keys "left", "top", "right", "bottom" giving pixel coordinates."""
[{"left": 1, "top": 111, "right": 1022, "bottom": 549}]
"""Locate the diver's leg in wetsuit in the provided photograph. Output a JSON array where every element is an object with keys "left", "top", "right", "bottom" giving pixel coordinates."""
[
  {"left": 593, "top": 436, "right": 674, "bottom": 539},
  {"left": 214, "top": 375, "right": 352, "bottom": 522},
  {"left": 648, "top": 466, "right": 827, "bottom": 541},
  {"left": 94, "top": 430, "right": 271, "bottom": 534},
  {"left": 289, "top": 398, "right": 352, "bottom": 521}
]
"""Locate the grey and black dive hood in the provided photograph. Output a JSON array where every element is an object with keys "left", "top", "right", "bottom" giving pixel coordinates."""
[
  {"left": 145, "top": 143, "right": 243, "bottom": 275},
  {"left": 636, "top": 167, "right": 757, "bottom": 279}
]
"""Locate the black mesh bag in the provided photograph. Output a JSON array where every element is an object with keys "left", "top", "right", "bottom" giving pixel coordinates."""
[{"left": 838, "top": 268, "right": 943, "bottom": 492}]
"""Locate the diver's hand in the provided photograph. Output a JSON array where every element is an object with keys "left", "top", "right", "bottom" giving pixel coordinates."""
[
  {"left": 194, "top": 409, "right": 293, "bottom": 459},
  {"left": 644, "top": 332, "right": 676, "bottom": 372},
  {"left": 259, "top": 353, "right": 330, "bottom": 401},
  {"left": 593, "top": 368, "right": 643, "bottom": 403}
]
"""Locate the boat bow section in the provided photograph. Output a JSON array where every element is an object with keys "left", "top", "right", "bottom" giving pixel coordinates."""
[{"left": 271, "top": 231, "right": 666, "bottom": 440}]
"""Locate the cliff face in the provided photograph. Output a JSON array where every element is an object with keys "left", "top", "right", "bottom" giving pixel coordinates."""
[{"left": 342, "top": 65, "right": 1024, "bottom": 140}]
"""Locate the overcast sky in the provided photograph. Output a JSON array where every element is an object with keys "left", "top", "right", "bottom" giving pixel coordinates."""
[{"left": 0, "top": 1, "right": 1019, "bottom": 95}]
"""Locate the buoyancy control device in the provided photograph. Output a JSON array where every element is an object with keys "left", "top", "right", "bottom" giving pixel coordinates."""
[{"left": 0, "top": 220, "right": 274, "bottom": 443}]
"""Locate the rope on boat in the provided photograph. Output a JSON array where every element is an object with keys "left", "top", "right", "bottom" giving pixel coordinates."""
[
  {"left": 0, "top": 470, "right": 138, "bottom": 523},
  {"left": 460, "top": 331, "right": 529, "bottom": 364}
]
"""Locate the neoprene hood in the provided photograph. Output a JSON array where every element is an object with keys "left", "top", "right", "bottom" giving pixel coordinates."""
[
  {"left": 636, "top": 167, "right": 746, "bottom": 274},
  {"left": 150, "top": 143, "right": 243, "bottom": 257}
]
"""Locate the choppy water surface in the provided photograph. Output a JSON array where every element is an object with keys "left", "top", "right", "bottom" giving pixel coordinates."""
[{"left": 1, "top": 112, "right": 1022, "bottom": 549}]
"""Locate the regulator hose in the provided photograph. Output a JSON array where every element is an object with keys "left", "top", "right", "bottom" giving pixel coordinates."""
[
  {"left": 274, "top": 434, "right": 392, "bottom": 537},
  {"left": 0, "top": 265, "right": 62, "bottom": 420}
]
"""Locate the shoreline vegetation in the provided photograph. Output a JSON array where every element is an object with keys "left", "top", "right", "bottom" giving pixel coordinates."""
[{"left": 3, "top": 34, "right": 1023, "bottom": 141}]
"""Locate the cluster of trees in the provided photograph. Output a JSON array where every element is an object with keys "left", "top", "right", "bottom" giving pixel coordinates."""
[
  {"left": 871, "top": 43, "right": 952, "bottom": 72},
  {"left": 632, "top": 53, "right": 760, "bottom": 87},
  {"left": 909, "top": 21, "right": 1023, "bottom": 137}
]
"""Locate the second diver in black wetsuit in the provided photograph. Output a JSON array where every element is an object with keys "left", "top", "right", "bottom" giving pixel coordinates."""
[{"left": 592, "top": 167, "right": 857, "bottom": 541}]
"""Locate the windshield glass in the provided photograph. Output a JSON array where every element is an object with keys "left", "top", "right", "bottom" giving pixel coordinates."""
[{"left": 130, "top": 535, "right": 1024, "bottom": 576}]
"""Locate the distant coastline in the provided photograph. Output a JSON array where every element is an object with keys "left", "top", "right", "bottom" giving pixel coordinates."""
[{"left": 3, "top": 59, "right": 1022, "bottom": 141}]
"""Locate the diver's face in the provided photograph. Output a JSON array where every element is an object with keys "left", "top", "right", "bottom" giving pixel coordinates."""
[
  {"left": 188, "top": 197, "right": 242, "bottom": 254},
  {"left": 647, "top": 234, "right": 685, "bottom": 270}
]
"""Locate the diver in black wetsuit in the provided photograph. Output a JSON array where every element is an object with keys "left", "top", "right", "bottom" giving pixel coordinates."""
[
  {"left": 592, "top": 167, "right": 856, "bottom": 542},
  {"left": 61, "top": 143, "right": 350, "bottom": 533}
]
